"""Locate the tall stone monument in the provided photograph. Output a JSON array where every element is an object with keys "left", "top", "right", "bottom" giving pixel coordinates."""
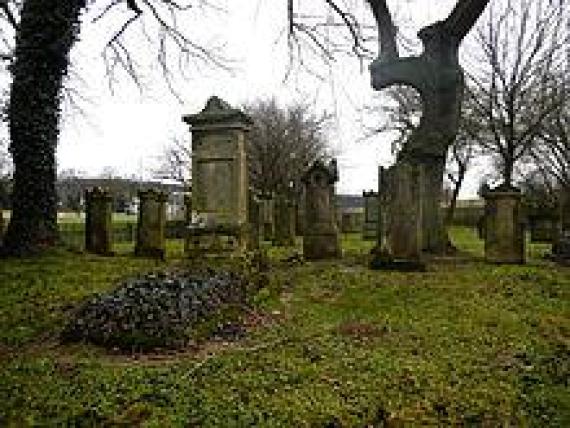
[
  {"left": 362, "top": 190, "right": 379, "bottom": 241},
  {"left": 182, "top": 96, "right": 252, "bottom": 256},
  {"left": 484, "top": 188, "right": 525, "bottom": 264},
  {"left": 135, "top": 189, "right": 167, "bottom": 258},
  {"left": 85, "top": 187, "right": 113, "bottom": 255},
  {"left": 302, "top": 160, "right": 341, "bottom": 260}
]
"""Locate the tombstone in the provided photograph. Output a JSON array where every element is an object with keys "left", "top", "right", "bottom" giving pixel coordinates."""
[
  {"left": 259, "top": 194, "right": 275, "bottom": 242},
  {"left": 363, "top": 190, "right": 379, "bottom": 241},
  {"left": 553, "top": 187, "right": 570, "bottom": 262},
  {"left": 0, "top": 210, "right": 4, "bottom": 244},
  {"left": 340, "top": 209, "right": 364, "bottom": 233},
  {"left": 183, "top": 192, "right": 192, "bottom": 253},
  {"left": 135, "top": 189, "right": 167, "bottom": 258},
  {"left": 247, "top": 189, "right": 261, "bottom": 250},
  {"left": 182, "top": 96, "right": 252, "bottom": 256},
  {"left": 484, "top": 188, "right": 525, "bottom": 264},
  {"left": 378, "top": 162, "right": 424, "bottom": 265},
  {"left": 302, "top": 160, "right": 341, "bottom": 259},
  {"left": 273, "top": 194, "right": 296, "bottom": 247},
  {"left": 528, "top": 212, "right": 557, "bottom": 243},
  {"left": 85, "top": 187, "right": 113, "bottom": 255}
]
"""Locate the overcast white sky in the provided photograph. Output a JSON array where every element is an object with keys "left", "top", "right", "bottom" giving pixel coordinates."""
[{"left": 57, "top": 0, "right": 488, "bottom": 196}]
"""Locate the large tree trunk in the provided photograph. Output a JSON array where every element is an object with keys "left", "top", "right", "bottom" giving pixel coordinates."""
[{"left": 2, "top": 0, "right": 85, "bottom": 256}]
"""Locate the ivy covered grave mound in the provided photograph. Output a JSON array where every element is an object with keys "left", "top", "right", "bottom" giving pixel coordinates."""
[{"left": 61, "top": 269, "right": 259, "bottom": 351}]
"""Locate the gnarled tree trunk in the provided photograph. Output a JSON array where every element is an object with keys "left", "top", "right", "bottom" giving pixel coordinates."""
[
  {"left": 2, "top": 0, "right": 86, "bottom": 255},
  {"left": 367, "top": 0, "right": 490, "bottom": 254}
]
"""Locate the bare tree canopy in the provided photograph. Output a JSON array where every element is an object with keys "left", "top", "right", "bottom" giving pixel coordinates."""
[
  {"left": 465, "top": 0, "right": 569, "bottom": 189},
  {"left": 245, "top": 98, "right": 331, "bottom": 198}
]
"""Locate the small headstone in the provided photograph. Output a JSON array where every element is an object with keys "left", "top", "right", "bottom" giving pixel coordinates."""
[
  {"left": 484, "top": 188, "right": 525, "bottom": 264},
  {"left": 85, "top": 187, "right": 113, "bottom": 255},
  {"left": 363, "top": 190, "right": 379, "bottom": 241},
  {"left": 259, "top": 194, "right": 275, "bottom": 242},
  {"left": 302, "top": 160, "right": 341, "bottom": 259},
  {"left": 273, "top": 195, "right": 296, "bottom": 247},
  {"left": 248, "top": 189, "right": 261, "bottom": 250},
  {"left": 135, "top": 189, "right": 167, "bottom": 258},
  {"left": 553, "top": 188, "right": 570, "bottom": 263},
  {"left": 385, "top": 162, "right": 424, "bottom": 262}
]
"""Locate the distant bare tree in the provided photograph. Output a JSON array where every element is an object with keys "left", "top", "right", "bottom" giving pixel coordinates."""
[
  {"left": 153, "top": 136, "right": 191, "bottom": 185},
  {"left": 244, "top": 99, "right": 331, "bottom": 198},
  {"left": 465, "top": 0, "right": 569, "bottom": 190}
]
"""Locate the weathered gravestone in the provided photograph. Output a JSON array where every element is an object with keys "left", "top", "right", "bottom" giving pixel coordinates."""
[
  {"left": 553, "top": 187, "right": 570, "bottom": 263},
  {"left": 247, "top": 189, "right": 261, "bottom": 250},
  {"left": 183, "top": 192, "right": 192, "bottom": 253},
  {"left": 273, "top": 195, "right": 296, "bottom": 247},
  {"left": 484, "top": 188, "right": 525, "bottom": 264},
  {"left": 363, "top": 190, "right": 379, "bottom": 241},
  {"left": 371, "top": 163, "right": 425, "bottom": 270},
  {"left": 302, "top": 160, "right": 341, "bottom": 259},
  {"left": 182, "top": 96, "right": 252, "bottom": 256},
  {"left": 259, "top": 194, "right": 275, "bottom": 242},
  {"left": 0, "top": 210, "right": 4, "bottom": 245},
  {"left": 135, "top": 189, "right": 167, "bottom": 258},
  {"left": 340, "top": 209, "right": 364, "bottom": 233},
  {"left": 85, "top": 187, "right": 113, "bottom": 255},
  {"left": 528, "top": 211, "right": 557, "bottom": 243}
]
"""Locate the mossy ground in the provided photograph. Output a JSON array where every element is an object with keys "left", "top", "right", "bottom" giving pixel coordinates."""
[{"left": 0, "top": 228, "right": 568, "bottom": 426}]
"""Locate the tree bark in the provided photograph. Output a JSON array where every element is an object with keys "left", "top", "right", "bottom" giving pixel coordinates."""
[
  {"left": 367, "top": 0, "right": 490, "bottom": 254},
  {"left": 2, "top": 0, "right": 86, "bottom": 255}
]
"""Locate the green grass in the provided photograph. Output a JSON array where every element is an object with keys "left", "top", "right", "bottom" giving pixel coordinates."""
[{"left": 0, "top": 229, "right": 568, "bottom": 426}]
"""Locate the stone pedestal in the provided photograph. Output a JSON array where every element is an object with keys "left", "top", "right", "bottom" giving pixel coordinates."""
[
  {"left": 484, "top": 189, "right": 525, "bottom": 264},
  {"left": 363, "top": 190, "right": 379, "bottom": 241},
  {"left": 135, "top": 189, "right": 167, "bottom": 258},
  {"left": 85, "top": 188, "right": 113, "bottom": 255},
  {"left": 273, "top": 195, "right": 296, "bottom": 247},
  {"left": 182, "top": 96, "right": 252, "bottom": 256},
  {"left": 385, "top": 162, "right": 424, "bottom": 263},
  {"left": 302, "top": 160, "right": 341, "bottom": 260}
]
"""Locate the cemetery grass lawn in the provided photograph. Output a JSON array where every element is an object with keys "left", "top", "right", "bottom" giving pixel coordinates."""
[{"left": 0, "top": 229, "right": 569, "bottom": 426}]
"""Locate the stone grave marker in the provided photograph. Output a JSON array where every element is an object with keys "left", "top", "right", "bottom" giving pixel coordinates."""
[
  {"left": 135, "top": 189, "right": 167, "bottom": 258},
  {"left": 484, "top": 188, "right": 525, "bottom": 264},
  {"left": 302, "top": 159, "right": 341, "bottom": 259},
  {"left": 363, "top": 190, "right": 379, "bottom": 241},
  {"left": 273, "top": 194, "right": 296, "bottom": 247},
  {"left": 182, "top": 96, "right": 252, "bottom": 256},
  {"left": 85, "top": 187, "right": 113, "bottom": 255}
]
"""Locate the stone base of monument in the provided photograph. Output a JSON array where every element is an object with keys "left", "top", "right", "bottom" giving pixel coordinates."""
[
  {"left": 369, "top": 245, "right": 426, "bottom": 272},
  {"left": 303, "top": 233, "right": 341, "bottom": 260},
  {"left": 185, "top": 224, "right": 247, "bottom": 257}
]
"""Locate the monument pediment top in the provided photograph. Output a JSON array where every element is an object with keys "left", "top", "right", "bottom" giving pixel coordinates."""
[{"left": 183, "top": 96, "right": 253, "bottom": 127}]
